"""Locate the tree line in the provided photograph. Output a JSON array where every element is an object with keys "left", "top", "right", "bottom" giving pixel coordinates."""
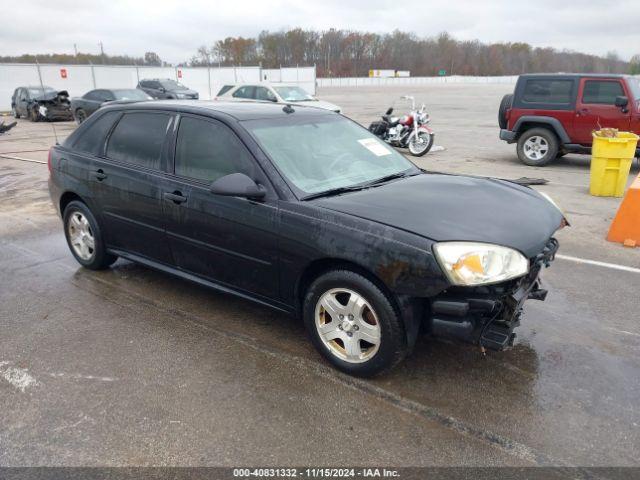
[
  {"left": 0, "top": 52, "right": 164, "bottom": 66},
  {"left": 191, "top": 29, "right": 632, "bottom": 77}
]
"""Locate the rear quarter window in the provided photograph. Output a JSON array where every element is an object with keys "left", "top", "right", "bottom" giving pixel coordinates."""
[
  {"left": 70, "top": 111, "right": 120, "bottom": 156},
  {"left": 522, "top": 79, "right": 574, "bottom": 104},
  {"left": 106, "top": 112, "right": 171, "bottom": 170}
]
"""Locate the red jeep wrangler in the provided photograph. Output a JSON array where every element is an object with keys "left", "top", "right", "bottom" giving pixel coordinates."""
[{"left": 499, "top": 74, "right": 640, "bottom": 166}]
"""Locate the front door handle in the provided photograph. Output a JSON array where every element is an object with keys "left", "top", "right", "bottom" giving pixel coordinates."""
[
  {"left": 163, "top": 191, "right": 187, "bottom": 204},
  {"left": 93, "top": 169, "right": 107, "bottom": 181},
  {"left": 577, "top": 108, "right": 589, "bottom": 116}
]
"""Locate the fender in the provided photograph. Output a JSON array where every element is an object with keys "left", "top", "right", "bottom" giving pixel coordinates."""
[
  {"left": 417, "top": 125, "right": 434, "bottom": 134},
  {"left": 512, "top": 115, "right": 571, "bottom": 144}
]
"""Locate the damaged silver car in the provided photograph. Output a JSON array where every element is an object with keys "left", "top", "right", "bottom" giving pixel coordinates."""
[{"left": 11, "top": 86, "right": 74, "bottom": 122}]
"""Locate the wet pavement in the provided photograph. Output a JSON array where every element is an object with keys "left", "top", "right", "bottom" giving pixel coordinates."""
[{"left": 1, "top": 86, "right": 639, "bottom": 468}]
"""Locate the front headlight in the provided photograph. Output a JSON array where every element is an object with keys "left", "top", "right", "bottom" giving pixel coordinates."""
[{"left": 433, "top": 242, "right": 529, "bottom": 286}]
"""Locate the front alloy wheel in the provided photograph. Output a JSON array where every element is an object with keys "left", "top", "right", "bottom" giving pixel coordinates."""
[
  {"left": 303, "top": 270, "right": 407, "bottom": 376},
  {"left": 315, "top": 288, "right": 381, "bottom": 363},
  {"left": 408, "top": 131, "right": 433, "bottom": 156}
]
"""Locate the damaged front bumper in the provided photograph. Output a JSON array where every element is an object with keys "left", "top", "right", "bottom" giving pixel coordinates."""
[{"left": 426, "top": 238, "right": 559, "bottom": 350}]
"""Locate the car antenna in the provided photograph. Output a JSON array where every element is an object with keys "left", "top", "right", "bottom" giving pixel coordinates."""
[
  {"left": 282, "top": 104, "right": 295, "bottom": 114},
  {"left": 35, "top": 58, "right": 59, "bottom": 144}
]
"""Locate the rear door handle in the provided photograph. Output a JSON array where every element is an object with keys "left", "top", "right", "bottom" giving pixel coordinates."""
[
  {"left": 163, "top": 191, "right": 187, "bottom": 204},
  {"left": 93, "top": 169, "right": 107, "bottom": 181}
]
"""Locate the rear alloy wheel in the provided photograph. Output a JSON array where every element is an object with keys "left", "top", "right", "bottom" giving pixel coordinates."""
[
  {"left": 303, "top": 270, "right": 407, "bottom": 376},
  {"left": 75, "top": 109, "right": 87, "bottom": 124},
  {"left": 408, "top": 131, "right": 434, "bottom": 156},
  {"left": 516, "top": 128, "right": 558, "bottom": 166},
  {"left": 63, "top": 200, "right": 117, "bottom": 270}
]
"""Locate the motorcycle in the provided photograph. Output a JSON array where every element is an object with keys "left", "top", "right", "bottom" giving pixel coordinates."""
[{"left": 368, "top": 95, "right": 434, "bottom": 157}]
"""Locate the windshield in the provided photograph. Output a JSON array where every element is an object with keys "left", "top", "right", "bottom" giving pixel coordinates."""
[
  {"left": 28, "top": 87, "right": 55, "bottom": 96},
  {"left": 160, "top": 80, "right": 187, "bottom": 90},
  {"left": 274, "top": 86, "right": 314, "bottom": 102},
  {"left": 113, "top": 89, "right": 152, "bottom": 100},
  {"left": 245, "top": 115, "right": 417, "bottom": 196},
  {"left": 628, "top": 78, "right": 640, "bottom": 101}
]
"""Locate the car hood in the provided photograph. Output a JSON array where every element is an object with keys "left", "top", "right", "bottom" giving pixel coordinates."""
[
  {"left": 312, "top": 173, "right": 565, "bottom": 258},
  {"left": 289, "top": 99, "right": 341, "bottom": 112}
]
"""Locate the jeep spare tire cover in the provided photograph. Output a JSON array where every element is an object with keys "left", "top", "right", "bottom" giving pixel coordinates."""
[{"left": 498, "top": 94, "right": 513, "bottom": 129}]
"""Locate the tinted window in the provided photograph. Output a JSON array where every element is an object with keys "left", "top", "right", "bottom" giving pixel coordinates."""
[
  {"left": 85, "top": 90, "right": 106, "bottom": 101},
  {"left": 255, "top": 86, "right": 276, "bottom": 102},
  {"left": 72, "top": 111, "right": 120, "bottom": 156},
  {"left": 522, "top": 79, "right": 573, "bottom": 104},
  {"left": 233, "top": 86, "right": 254, "bottom": 99},
  {"left": 174, "top": 116, "right": 255, "bottom": 183},
  {"left": 582, "top": 80, "right": 625, "bottom": 105},
  {"left": 107, "top": 112, "right": 170, "bottom": 169}
]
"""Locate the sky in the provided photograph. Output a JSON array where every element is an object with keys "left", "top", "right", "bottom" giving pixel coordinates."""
[{"left": 1, "top": 0, "right": 639, "bottom": 64}]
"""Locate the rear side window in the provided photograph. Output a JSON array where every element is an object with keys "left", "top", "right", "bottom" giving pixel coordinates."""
[
  {"left": 72, "top": 111, "right": 120, "bottom": 156},
  {"left": 174, "top": 116, "right": 255, "bottom": 183},
  {"left": 582, "top": 80, "right": 625, "bottom": 105},
  {"left": 217, "top": 85, "right": 234, "bottom": 96},
  {"left": 106, "top": 112, "right": 170, "bottom": 169},
  {"left": 233, "top": 86, "right": 254, "bottom": 99},
  {"left": 255, "top": 86, "right": 276, "bottom": 102},
  {"left": 522, "top": 79, "right": 573, "bottom": 104}
]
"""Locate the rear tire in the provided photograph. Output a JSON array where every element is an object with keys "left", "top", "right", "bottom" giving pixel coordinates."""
[
  {"left": 498, "top": 94, "right": 513, "bottom": 129},
  {"left": 63, "top": 200, "right": 117, "bottom": 270},
  {"left": 516, "top": 128, "right": 558, "bottom": 166},
  {"left": 303, "top": 269, "right": 407, "bottom": 377}
]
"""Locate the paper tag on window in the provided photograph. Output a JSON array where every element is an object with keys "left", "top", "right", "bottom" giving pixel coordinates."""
[{"left": 358, "top": 138, "right": 392, "bottom": 156}]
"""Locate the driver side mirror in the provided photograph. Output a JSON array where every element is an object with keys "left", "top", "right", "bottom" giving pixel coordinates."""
[
  {"left": 385, "top": 107, "right": 393, "bottom": 115},
  {"left": 209, "top": 173, "right": 266, "bottom": 200},
  {"left": 615, "top": 95, "right": 628, "bottom": 108}
]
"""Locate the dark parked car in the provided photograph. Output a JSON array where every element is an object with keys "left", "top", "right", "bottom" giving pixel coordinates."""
[
  {"left": 11, "top": 86, "right": 73, "bottom": 122},
  {"left": 48, "top": 101, "right": 566, "bottom": 376},
  {"left": 499, "top": 73, "right": 640, "bottom": 165},
  {"left": 137, "top": 78, "right": 199, "bottom": 99},
  {"left": 71, "top": 88, "right": 152, "bottom": 124}
]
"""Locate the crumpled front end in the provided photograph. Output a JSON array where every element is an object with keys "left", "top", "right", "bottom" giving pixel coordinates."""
[
  {"left": 31, "top": 90, "right": 74, "bottom": 121},
  {"left": 426, "top": 238, "right": 559, "bottom": 350}
]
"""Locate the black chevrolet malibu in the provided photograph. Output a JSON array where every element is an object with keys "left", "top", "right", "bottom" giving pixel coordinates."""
[{"left": 48, "top": 101, "right": 566, "bottom": 376}]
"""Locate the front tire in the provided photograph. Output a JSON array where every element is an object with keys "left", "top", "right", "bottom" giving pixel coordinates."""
[
  {"left": 75, "top": 109, "right": 87, "bottom": 124},
  {"left": 303, "top": 270, "right": 407, "bottom": 377},
  {"left": 63, "top": 200, "right": 117, "bottom": 270},
  {"left": 516, "top": 128, "right": 558, "bottom": 166},
  {"left": 408, "top": 131, "right": 434, "bottom": 156}
]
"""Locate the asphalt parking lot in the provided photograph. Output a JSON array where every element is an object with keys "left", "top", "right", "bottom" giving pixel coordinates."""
[{"left": 1, "top": 84, "right": 639, "bottom": 467}]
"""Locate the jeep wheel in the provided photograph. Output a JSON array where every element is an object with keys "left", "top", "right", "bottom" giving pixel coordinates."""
[
  {"left": 498, "top": 94, "right": 513, "bottom": 129},
  {"left": 516, "top": 128, "right": 558, "bottom": 166}
]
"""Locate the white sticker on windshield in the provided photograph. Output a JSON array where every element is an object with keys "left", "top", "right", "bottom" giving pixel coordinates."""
[{"left": 358, "top": 138, "right": 392, "bottom": 156}]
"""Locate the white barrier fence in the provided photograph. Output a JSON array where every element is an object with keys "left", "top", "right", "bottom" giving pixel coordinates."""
[
  {"left": 0, "top": 64, "right": 316, "bottom": 111},
  {"left": 317, "top": 75, "right": 519, "bottom": 87}
]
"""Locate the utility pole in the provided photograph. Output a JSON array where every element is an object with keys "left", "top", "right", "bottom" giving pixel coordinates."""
[
  {"left": 73, "top": 43, "right": 78, "bottom": 57},
  {"left": 99, "top": 41, "right": 105, "bottom": 64}
]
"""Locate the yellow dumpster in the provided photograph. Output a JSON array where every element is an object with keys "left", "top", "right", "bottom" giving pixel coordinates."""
[{"left": 590, "top": 130, "right": 639, "bottom": 197}]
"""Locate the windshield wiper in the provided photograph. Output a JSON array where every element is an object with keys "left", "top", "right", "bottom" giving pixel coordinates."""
[
  {"left": 364, "top": 171, "right": 418, "bottom": 187},
  {"left": 301, "top": 184, "right": 368, "bottom": 201}
]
